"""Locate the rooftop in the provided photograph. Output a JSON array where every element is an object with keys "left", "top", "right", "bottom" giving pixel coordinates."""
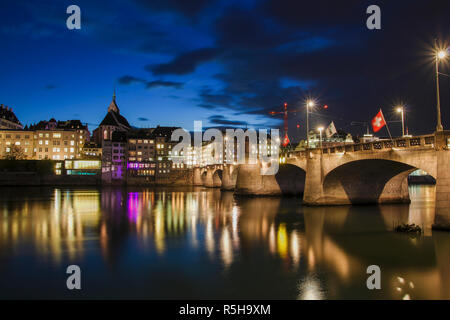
[{"left": 0, "top": 104, "right": 22, "bottom": 126}]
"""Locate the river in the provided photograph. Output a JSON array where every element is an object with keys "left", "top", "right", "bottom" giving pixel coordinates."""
[{"left": 0, "top": 185, "right": 449, "bottom": 299}]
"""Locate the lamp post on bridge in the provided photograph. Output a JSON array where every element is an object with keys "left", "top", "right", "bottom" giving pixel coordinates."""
[
  {"left": 306, "top": 100, "right": 315, "bottom": 149},
  {"left": 435, "top": 45, "right": 447, "bottom": 132},
  {"left": 317, "top": 126, "right": 324, "bottom": 150},
  {"left": 396, "top": 106, "right": 405, "bottom": 137}
]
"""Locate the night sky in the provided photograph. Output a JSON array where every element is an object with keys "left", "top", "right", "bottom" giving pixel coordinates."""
[{"left": 1, "top": 0, "right": 450, "bottom": 139}]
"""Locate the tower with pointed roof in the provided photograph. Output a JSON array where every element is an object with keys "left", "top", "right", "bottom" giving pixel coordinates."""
[{"left": 93, "top": 92, "right": 131, "bottom": 145}]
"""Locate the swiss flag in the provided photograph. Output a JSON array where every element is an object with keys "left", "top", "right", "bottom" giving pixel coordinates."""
[
  {"left": 371, "top": 109, "right": 386, "bottom": 133},
  {"left": 282, "top": 133, "right": 290, "bottom": 147}
]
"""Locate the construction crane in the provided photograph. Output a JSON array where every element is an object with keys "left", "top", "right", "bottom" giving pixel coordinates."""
[
  {"left": 270, "top": 101, "right": 330, "bottom": 147},
  {"left": 269, "top": 102, "right": 297, "bottom": 147}
]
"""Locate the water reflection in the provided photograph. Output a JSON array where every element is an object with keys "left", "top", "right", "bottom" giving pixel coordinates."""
[{"left": 0, "top": 185, "right": 449, "bottom": 299}]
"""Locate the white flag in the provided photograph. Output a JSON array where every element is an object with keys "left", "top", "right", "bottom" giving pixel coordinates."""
[{"left": 325, "top": 121, "right": 337, "bottom": 138}]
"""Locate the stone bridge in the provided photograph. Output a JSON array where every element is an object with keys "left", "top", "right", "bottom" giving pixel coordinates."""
[
  {"left": 193, "top": 164, "right": 238, "bottom": 190},
  {"left": 192, "top": 131, "right": 450, "bottom": 229}
]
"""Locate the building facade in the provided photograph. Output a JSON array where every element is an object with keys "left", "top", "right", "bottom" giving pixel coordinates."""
[
  {"left": 0, "top": 104, "right": 23, "bottom": 130},
  {"left": 126, "top": 126, "right": 186, "bottom": 182},
  {"left": 0, "top": 119, "right": 89, "bottom": 160}
]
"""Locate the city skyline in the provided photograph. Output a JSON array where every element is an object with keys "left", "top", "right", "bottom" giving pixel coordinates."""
[
  {"left": 1, "top": 1, "right": 449, "bottom": 137},
  {"left": 1, "top": 1, "right": 450, "bottom": 303}
]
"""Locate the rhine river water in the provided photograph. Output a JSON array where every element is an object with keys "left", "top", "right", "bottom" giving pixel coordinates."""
[{"left": 0, "top": 185, "right": 449, "bottom": 299}]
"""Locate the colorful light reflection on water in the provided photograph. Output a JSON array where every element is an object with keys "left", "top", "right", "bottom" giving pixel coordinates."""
[{"left": 0, "top": 185, "right": 449, "bottom": 299}]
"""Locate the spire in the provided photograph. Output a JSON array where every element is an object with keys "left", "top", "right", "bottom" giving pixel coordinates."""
[{"left": 108, "top": 89, "right": 119, "bottom": 113}]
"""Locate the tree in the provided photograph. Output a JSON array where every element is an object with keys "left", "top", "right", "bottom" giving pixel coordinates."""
[{"left": 5, "top": 145, "right": 27, "bottom": 160}]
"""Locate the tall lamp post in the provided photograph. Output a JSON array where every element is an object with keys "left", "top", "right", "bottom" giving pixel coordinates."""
[
  {"left": 396, "top": 106, "right": 405, "bottom": 137},
  {"left": 306, "top": 100, "right": 315, "bottom": 148},
  {"left": 317, "top": 127, "right": 324, "bottom": 149},
  {"left": 435, "top": 48, "right": 447, "bottom": 131}
]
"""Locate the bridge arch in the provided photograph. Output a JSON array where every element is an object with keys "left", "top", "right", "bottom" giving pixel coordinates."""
[
  {"left": 322, "top": 159, "right": 434, "bottom": 204},
  {"left": 201, "top": 171, "right": 208, "bottom": 185},
  {"left": 275, "top": 164, "right": 306, "bottom": 195},
  {"left": 212, "top": 169, "right": 223, "bottom": 188}
]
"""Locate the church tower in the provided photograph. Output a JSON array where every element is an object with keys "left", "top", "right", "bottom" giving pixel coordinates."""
[{"left": 93, "top": 91, "right": 131, "bottom": 145}]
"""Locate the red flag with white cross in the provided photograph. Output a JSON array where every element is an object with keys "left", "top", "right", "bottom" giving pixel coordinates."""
[{"left": 371, "top": 109, "right": 386, "bottom": 133}]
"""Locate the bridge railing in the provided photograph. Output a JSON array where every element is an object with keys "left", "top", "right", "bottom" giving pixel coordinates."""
[{"left": 287, "top": 134, "right": 437, "bottom": 158}]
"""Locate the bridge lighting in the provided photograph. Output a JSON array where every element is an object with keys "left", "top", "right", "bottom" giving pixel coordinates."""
[
  {"left": 317, "top": 127, "right": 324, "bottom": 149},
  {"left": 396, "top": 106, "right": 405, "bottom": 137},
  {"left": 306, "top": 100, "right": 316, "bottom": 149},
  {"left": 435, "top": 42, "right": 448, "bottom": 131}
]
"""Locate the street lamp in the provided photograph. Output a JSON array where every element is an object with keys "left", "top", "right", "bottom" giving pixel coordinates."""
[
  {"left": 396, "top": 106, "right": 405, "bottom": 137},
  {"left": 306, "top": 100, "right": 315, "bottom": 148},
  {"left": 317, "top": 127, "right": 324, "bottom": 149},
  {"left": 435, "top": 47, "right": 447, "bottom": 131}
]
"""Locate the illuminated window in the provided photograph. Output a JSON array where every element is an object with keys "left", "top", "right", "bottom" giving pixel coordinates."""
[
  {"left": 53, "top": 133, "right": 61, "bottom": 138},
  {"left": 15, "top": 141, "right": 20, "bottom": 145}
]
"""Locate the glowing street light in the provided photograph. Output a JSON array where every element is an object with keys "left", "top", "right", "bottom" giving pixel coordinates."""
[
  {"left": 317, "top": 126, "right": 324, "bottom": 149},
  {"left": 306, "top": 100, "right": 315, "bottom": 148},
  {"left": 435, "top": 45, "right": 448, "bottom": 132},
  {"left": 438, "top": 50, "right": 447, "bottom": 60},
  {"left": 396, "top": 106, "right": 405, "bottom": 137}
]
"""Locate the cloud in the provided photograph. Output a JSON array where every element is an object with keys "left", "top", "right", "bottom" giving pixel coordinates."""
[
  {"left": 133, "top": 0, "right": 211, "bottom": 18},
  {"left": 214, "top": 6, "right": 291, "bottom": 49},
  {"left": 117, "top": 75, "right": 146, "bottom": 85},
  {"left": 197, "top": 103, "right": 218, "bottom": 110},
  {"left": 199, "top": 87, "right": 233, "bottom": 108},
  {"left": 118, "top": 76, "right": 183, "bottom": 90},
  {"left": 260, "top": 0, "right": 366, "bottom": 29},
  {"left": 147, "top": 47, "right": 222, "bottom": 75},
  {"left": 145, "top": 80, "right": 184, "bottom": 89},
  {"left": 208, "top": 115, "right": 248, "bottom": 127}
]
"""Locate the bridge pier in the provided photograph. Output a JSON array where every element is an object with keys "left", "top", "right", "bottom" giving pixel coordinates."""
[
  {"left": 235, "top": 163, "right": 305, "bottom": 196},
  {"left": 193, "top": 167, "right": 203, "bottom": 186},
  {"left": 235, "top": 164, "right": 282, "bottom": 195},
  {"left": 203, "top": 168, "right": 214, "bottom": 187},
  {"left": 212, "top": 167, "right": 223, "bottom": 187},
  {"left": 221, "top": 165, "right": 237, "bottom": 190},
  {"left": 434, "top": 147, "right": 450, "bottom": 230},
  {"left": 303, "top": 150, "right": 326, "bottom": 205}
]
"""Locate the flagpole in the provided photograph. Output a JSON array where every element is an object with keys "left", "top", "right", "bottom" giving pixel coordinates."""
[{"left": 380, "top": 109, "right": 393, "bottom": 141}]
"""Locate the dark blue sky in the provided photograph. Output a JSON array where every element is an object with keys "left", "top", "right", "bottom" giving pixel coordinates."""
[{"left": 1, "top": 0, "right": 449, "bottom": 138}]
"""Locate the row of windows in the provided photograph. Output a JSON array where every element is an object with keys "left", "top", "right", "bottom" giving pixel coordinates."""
[
  {"left": 129, "top": 139, "right": 154, "bottom": 144},
  {"left": 4, "top": 147, "right": 75, "bottom": 153},
  {"left": 38, "top": 155, "right": 75, "bottom": 160},
  {"left": 38, "top": 140, "right": 76, "bottom": 146},
  {"left": 0, "top": 133, "right": 83, "bottom": 139},
  {"left": 0, "top": 134, "right": 31, "bottom": 139}
]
